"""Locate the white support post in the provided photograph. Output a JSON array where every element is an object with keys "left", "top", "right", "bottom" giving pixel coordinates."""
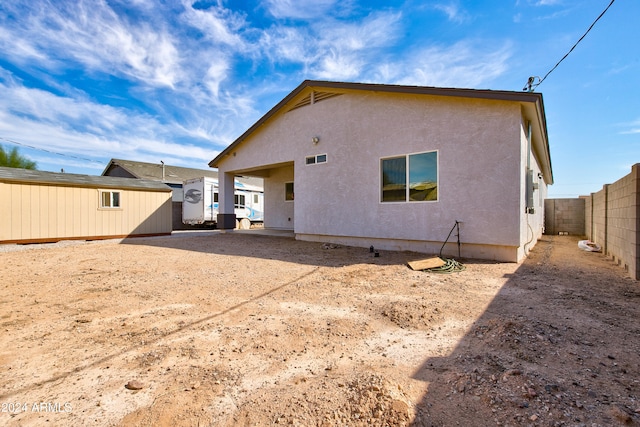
[{"left": 216, "top": 172, "right": 236, "bottom": 229}]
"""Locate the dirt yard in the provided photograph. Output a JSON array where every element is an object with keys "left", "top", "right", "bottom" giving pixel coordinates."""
[{"left": 0, "top": 232, "right": 638, "bottom": 426}]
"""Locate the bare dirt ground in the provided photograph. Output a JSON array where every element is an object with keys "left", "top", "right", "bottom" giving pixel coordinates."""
[{"left": 0, "top": 232, "right": 638, "bottom": 427}]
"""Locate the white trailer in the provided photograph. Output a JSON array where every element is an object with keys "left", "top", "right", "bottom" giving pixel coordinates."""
[{"left": 182, "top": 177, "right": 263, "bottom": 229}]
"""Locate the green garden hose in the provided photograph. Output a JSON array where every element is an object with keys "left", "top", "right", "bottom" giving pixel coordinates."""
[{"left": 425, "top": 258, "right": 465, "bottom": 274}]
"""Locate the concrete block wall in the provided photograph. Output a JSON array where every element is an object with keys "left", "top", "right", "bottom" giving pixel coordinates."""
[
  {"left": 544, "top": 198, "right": 585, "bottom": 235},
  {"left": 585, "top": 164, "right": 640, "bottom": 280},
  {"left": 584, "top": 195, "right": 593, "bottom": 239},
  {"left": 591, "top": 186, "right": 608, "bottom": 249}
]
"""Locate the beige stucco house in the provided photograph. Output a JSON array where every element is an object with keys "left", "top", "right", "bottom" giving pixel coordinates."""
[
  {"left": 0, "top": 167, "right": 172, "bottom": 244},
  {"left": 209, "top": 80, "right": 553, "bottom": 262}
]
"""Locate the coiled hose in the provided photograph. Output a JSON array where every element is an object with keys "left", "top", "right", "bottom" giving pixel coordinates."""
[{"left": 425, "top": 258, "right": 465, "bottom": 274}]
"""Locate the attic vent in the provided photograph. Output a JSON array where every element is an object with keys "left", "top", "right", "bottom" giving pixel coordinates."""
[{"left": 288, "top": 91, "right": 342, "bottom": 112}]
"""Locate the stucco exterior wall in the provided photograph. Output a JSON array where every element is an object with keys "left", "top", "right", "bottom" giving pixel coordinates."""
[
  {"left": 216, "top": 90, "right": 548, "bottom": 261},
  {"left": 517, "top": 121, "right": 547, "bottom": 261},
  {"left": 0, "top": 181, "right": 172, "bottom": 243},
  {"left": 264, "top": 165, "right": 294, "bottom": 230}
]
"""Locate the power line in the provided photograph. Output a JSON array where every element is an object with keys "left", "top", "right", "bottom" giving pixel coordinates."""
[
  {"left": 0, "top": 136, "right": 105, "bottom": 165},
  {"left": 524, "top": 0, "right": 616, "bottom": 92}
]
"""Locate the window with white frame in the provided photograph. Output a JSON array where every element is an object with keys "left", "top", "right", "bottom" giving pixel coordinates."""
[
  {"left": 381, "top": 151, "right": 438, "bottom": 202},
  {"left": 305, "top": 154, "right": 327, "bottom": 165},
  {"left": 100, "top": 190, "right": 121, "bottom": 208}
]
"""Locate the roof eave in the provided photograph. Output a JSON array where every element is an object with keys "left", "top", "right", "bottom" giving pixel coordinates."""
[
  {"left": 529, "top": 95, "right": 554, "bottom": 185},
  {"left": 209, "top": 81, "right": 553, "bottom": 178}
]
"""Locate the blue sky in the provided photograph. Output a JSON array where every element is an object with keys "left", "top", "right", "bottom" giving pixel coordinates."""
[{"left": 0, "top": 0, "right": 636, "bottom": 198}]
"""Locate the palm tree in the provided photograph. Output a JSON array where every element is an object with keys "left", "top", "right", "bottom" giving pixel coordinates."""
[{"left": 0, "top": 145, "right": 37, "bottom": 169}]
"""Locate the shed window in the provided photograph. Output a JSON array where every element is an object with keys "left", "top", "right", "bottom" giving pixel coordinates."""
[
  {"left": 381, "top": 151, "right": 438, "bottom": 202},
  {"left": 100, "top": 191, "right": 121, "bottom": 208}
]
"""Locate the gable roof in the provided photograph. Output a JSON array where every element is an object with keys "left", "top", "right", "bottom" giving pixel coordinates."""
[
  {"left": 0, "top": 166, "right": 171, "bottom": 192},
  {"left": 209, "top": 80, "right": 553, "bottom": 184},
  {"left": 102, "top": 158, "right": 218, "bottom": 185}
]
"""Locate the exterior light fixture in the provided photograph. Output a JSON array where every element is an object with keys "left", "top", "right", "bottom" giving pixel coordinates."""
[{"left": 312, "top": 136, "right": 319, "bottom": 144}]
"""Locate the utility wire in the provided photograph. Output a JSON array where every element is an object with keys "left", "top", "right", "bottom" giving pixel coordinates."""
[
  {"left": 524, "top": 0, "right": 616, "bottom": 91},
  {"left": 0, "top": 136, "right": 105, "bottom": 165}
]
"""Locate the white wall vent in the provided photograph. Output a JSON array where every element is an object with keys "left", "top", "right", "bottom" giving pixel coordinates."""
[{"left": 288, "top": 91, "right": 342, "bottom": 112}]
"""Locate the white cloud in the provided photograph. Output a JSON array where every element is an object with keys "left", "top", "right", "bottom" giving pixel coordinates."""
[
  {"left": 204, "top": 61, "right": 231, "bottom": 99},
  {"left": 0, "top": 1, "right": 263, "bottom": 149},
  {"left": 259, "top": 11, "right": 402, "bottom": 79},
  {"left": 381, "top": 41, "right": 513, "bottom": 88},
  {"left": 179, "top": 1, "right": 248, "bottom": 48},
  {"left": 0, "top": 78, "right": 216, "bottom": 168},
  {"left": 261, "top": 26, "right": 312, "bottom": 63},
  {"left": 432, "top": 3, "right": 470, "bottom": 23},
  {"left": 0, "top": 2, "right": 183, "bottom": 88},
  {"left": 533, "top": 0, "right": 562, "bottom": 5},
  {"left": 619, "top": 118, "right": 640, "bottom": 135},
  {"left": 315, "top": 11, "right": 402, "bottom": 51},
  {"left": 263, "top": 0, "right": 348, "bottom": 20},
  {"left": 315, "top": 50, "right": 363, "bottom": 80},
  {"left": 0, "top": 27, "right": 51, "bottom": 66}
]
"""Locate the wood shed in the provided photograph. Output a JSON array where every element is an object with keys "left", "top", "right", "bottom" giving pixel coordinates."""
[{"left": 0, "top": 167, "right": 172, "bottom": 244}]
